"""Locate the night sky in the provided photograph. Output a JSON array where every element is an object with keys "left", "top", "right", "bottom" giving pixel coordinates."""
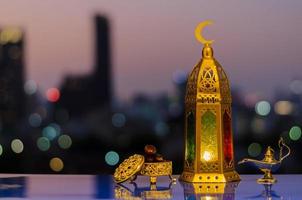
[{"left": 0, "top": 0, "right": 301, "bottom": 100}]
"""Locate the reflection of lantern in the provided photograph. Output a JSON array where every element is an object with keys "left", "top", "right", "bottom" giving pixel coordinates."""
[
  {"left": 181, "top": 182, "right": 239, "bottom": 200},
  {"left": 180, "top": 21, "right": 240, "bottom": 183}
]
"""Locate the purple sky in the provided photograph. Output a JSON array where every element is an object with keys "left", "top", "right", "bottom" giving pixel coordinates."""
[{"left": 0, "top": 0, "right": 302, "bottom": 101}]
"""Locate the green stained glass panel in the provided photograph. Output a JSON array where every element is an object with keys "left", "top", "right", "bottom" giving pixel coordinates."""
[
  {"left": 185, "top": 111, "right": 195, "bottom": 166},
  {"left": 201, "top": 110, "right": 218, "bottom": 162}
]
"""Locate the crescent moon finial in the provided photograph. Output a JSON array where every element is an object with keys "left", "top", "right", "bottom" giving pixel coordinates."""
[{"left": 195, "top": 20, "right": 214, "bottom": 45}]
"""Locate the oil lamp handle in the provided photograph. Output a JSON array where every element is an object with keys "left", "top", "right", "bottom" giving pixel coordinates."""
[{"left": 278, "top": 137, "right": 291, "bottom": 162}]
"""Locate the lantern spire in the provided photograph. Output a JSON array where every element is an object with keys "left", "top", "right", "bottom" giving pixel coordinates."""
[
  {"left": 194, "top": 20, "right": 214, "bottom": 45},
  {"left": 195, "top": 21, "right": 214, "bottom": 59},
  {"left": 202, "top": 43, "right": 213, "bottom": 59}
]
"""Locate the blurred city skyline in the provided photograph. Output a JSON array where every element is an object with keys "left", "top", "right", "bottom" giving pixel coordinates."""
[
  {"left": 0, "top": 0, "right": 302, "bottom": 101},
  {"left": 0, "top": 1, "right": 301, "bottom": 174}
]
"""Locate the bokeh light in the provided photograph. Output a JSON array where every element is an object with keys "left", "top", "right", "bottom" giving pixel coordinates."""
[
  {"left": 42, "top": 126, "right": 57, "bottom": 140},
  {"left": 154, "top": 121, "right": 170, "bottom": 136},
  {"left": 37, "top": 137, "right": 50, "bottom": 151},
  {"left": 28, "top": 113, "right": 42, "bottom": 127},
  {"left": 290, "top": 80, "right": 302, "bottom": 94},
  {"left": 112, "top": 113, "right": 126, "bottom": 128},
  {"left": 248, "top": 143, "right": 262, "bottom": 157},
  {"left": 244, "top": 93, "right": 260, "bottom": 108},
  {"left": 289, "top": 126, "right": 302, "bottom": 141},
  {"left": 274, "top": 101, "right": 293, "bottom": 115},
  {"left": 105, "top": 151, "right": 119, "bottom": 166},
  {"left": 50, "top": 157, "right": 64, "bottom": 172},
  {"left": 50, "top": 123, "right": 61, "bottom": 136},
  {"left": 24, "top": 80, "right": 37, "bottom": 95},
  {"left": 255, "top": 101, "right": 271, "bottom": 116},
  {"left": 46, "top": 88, "right": 60, "bottom": 102},
  {"left": 58, "top": 135, "right": 72, "bottom": 149},
  {"left": 11, "top": 139, "right": 24, "bottom": 154},
  {"left": 251, "top": 118, "right": 266, "bottom": 134},
  {"left": 0, "top": 145, "right": 3, "bottom": 156}
]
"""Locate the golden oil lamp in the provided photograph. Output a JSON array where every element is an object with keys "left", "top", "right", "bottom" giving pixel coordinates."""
[
  {"left": 180, "top": 20, "right": 240, "bottom": 183},
  {"left": 238, "top": 137, "right": 291, "bottom": 184}
]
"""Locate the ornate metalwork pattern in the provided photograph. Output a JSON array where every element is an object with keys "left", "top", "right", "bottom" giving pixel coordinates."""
[
  {"left": 197, "top": 63, "right": 220, "bottom": 104},
  {"left": 216, "top": 61, "right": 231, "bottom": 104},
  {"left": 140, "top": 161, "right": 172, "bottom": 176},
  {"left": 199, "top": 66, "right": 217, "bottom": 93},
  {"left": 114, "top": 154, "right": 144, "bottom": 183},
  {"left": 200, "top": 162, "right": 219, "bottom": 172},
  {"left": 185, "top": 64, "right": 200, "bottom": 109}
]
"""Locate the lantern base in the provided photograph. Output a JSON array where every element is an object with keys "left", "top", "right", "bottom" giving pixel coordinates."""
[
  {"left": 179, "top": 171, "right": 240, "bottom": 183},
  {"left": 181, "top": 181, "right": 239, "bottom": 194}
]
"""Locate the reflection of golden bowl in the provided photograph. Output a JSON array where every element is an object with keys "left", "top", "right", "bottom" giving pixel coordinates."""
[
  {"left": 114, "top": 185, "right": 137, "bottom": 199},
  {"left": 141, "top": 189, "right": 172, "bottom": 199},
  {"left": 114, "top": 183, "right": 173, "bottom": 200}
]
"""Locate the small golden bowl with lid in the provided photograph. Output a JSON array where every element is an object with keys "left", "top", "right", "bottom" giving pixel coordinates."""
[{"left": 114, "top": 145, "right": 175, "bottom": 185}]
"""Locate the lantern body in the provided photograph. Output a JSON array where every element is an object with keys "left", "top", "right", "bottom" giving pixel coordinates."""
[{"left": 180, "top": 44, "right": 240, "bottom": 182}]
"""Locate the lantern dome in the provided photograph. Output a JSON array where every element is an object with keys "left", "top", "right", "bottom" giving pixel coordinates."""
[{"left": 186, "top": 44, "right": 231, "bottom": 105}]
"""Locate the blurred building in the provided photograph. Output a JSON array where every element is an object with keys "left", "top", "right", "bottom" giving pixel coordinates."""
[
  {"left": 0, "top": 27, "right": 25, "bottom": 129},
  {"left": 58, "top": 15, "right": 111, "bottom": 115}
]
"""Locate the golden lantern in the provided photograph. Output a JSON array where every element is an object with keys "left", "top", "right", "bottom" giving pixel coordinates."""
[{"left": 179, "top": 21, "right": 240, "bottom": 183}]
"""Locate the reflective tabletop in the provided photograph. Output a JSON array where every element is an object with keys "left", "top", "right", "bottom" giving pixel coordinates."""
[{"left": 0, "top": 174, "right": 300, "bottom": 199}]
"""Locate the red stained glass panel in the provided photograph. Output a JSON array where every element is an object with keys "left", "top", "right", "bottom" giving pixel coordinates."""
[{"left": 223, "top": 111, "right": 233, "bottom": 165}]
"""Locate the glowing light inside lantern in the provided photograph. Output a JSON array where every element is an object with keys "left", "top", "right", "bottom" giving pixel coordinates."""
[{"left": 203, "top": 151, "right": 212, "bottom": 161}]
